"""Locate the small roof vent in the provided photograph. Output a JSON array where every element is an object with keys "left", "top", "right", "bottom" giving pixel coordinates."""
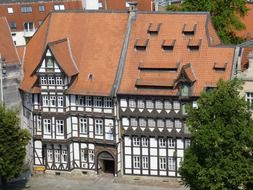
[{"left": 88, "top": 73, "right": 93, "bottom": 80}]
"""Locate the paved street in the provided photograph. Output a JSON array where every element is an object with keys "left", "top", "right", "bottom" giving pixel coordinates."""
[{"left": 4, "top": 173, "right": 188, "bottom": 190}]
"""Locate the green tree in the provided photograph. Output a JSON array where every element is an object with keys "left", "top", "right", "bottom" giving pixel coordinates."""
[
  {"left": 167, "top": 0, "right": 248, "bottom": 44},
  {"left": 179, "top": 79, "right": 253, "bottom": 190},
  {"left": 0, "top": 104, "right": 31, "bottom": 190}
]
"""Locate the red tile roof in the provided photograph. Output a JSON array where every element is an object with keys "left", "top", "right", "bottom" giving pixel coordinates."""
[
  {"left": 118, "top": 12, "right": 234, "bottom": 97},
  {"left": 20, "top": 11, "right": 234, "bottom": 98},
  {"left": 20, "top": 12, "right": 128, "bottom": 95},
  {"left": 99, "top": 0, "right": 154, "bottom": 11},
  {"left": 47, "top": 38, "right": 79, "bottom": 77},
  {"left": 0, "top": 17, "right": 19, "bottom": 65},
  {"left": 236, "top": 3, "right": 253, "bottom": 39}
]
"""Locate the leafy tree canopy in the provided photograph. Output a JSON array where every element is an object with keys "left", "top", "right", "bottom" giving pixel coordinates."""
[
  {"left": 179, "top": 79, "right": 253, "bottom": 190},
  {"left": 0, "top": 104, "right": 31, "bottom": 189},
  {"left": 166, "top": 0, "right": 248, "bottom": 44}
]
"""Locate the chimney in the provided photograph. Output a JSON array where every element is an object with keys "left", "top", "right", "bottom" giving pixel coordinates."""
[{"left": 128, "top": 1, "right": 138, "bottom": 19}]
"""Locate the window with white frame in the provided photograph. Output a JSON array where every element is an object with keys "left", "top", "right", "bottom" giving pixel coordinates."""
[
  {"left": 24, "top": 22, "right": 34, "bottom": 32},
  {"left": 46, "top": 58, "right": 54, "bottom": 72},
  {"left": 133, "top": 137, "right": 140, "bottom": 146},
  {"left": 155, "top": 100, "right": 163, "bottom": 109},
  {"left": 57, "top": 96, "right": 63, "bottom": 107},
  {"left": 81, "top": 148, "right": 88, "bottom": 162},
  {"left": 56, "top": 76, "right": 63, "bottom": 85},
  {"left": 85, "top": 96, "right": 92, "bottom": 107},
  {"left": 54, "top": 4, "right": 65, "bottom": 10},
  {"left": 168, "top": 157, "right": 175, "bottom": 170},
  {"left": 159, "top": 157, "right": 166, "bottom": 170},
  {"left": 104, "top": 97, "right": 112, "bottom": 108},
  {"left": 55, "top": 149, "right": 60, "bottom": 163},
  {"left": 56, "top": 120, "right": 64, "bottom": 135},
  {"left": 48, "top": 76, "right": 55, "bottom": 85},
  {"left": 142, "top": 156, "right": 148, "bottom": 169},
  {"left": 95, "top": 119, "right": 103, "bottom": 135},
  {"left": 133, "top": 156, "right": 140, "bottom": 168},
  {"left": 175, "top": 120, "right": 182, "bottom": 129},
  {"left": 148, "top": 119, "right": 155, "bottom": 127},
  {"left": 157, "top": 119, "right": 164, "bottom": 128},
  {"left": 246, "top": 92, "right": 253, "bottom": 110},
  {"left": 89, "top": 150, "right": 94, "bottom": 162},
  {"left": 164, "top": 101, "right": 172, "bottom": 109},
  {"left": 168, "top": 138, "right": 175, "bottom": 148},
  {"left": 39, "top": 5, "right": 45, "bottom": 12},
  {"left": 79, "top": 118, "right": 87, "bottom": 134},
  {"left": 173, "top": 101, "right": 180, "bottom": 110},
  {"left": 76, "top": 96, "right": 84, "bottom": 106},
  {"left": 129, "top": 99, "right": 136, "bottom": 108},
  {"left": 94, "top": 97, "right": 102, "bottom": 107},
  {"left": 37, "top": 116, "right": 41, "bottom": 131},
  {"left": 137, "top": 100, "right": 145, "bottom": 109},
  {"left": 43, "top": 119, "right": 51, "bottom": 134},
  {"left": 166, "top": 119, "right": 173, "bottom": 128},
  {"left": 142, "top": 137, "right": 148, "bottom": 147},
  {"left": 159, "top": 138, "right": 166, "bottom": 147},
  {"left": 120, "top": 99, "right": 127, "bottom": 107},
  {"left": 185, "top": 139, "right": 191, "bottom": 148},
  {"left": 47, "top": 149, "right": 53, "bottom": 162},
  {"left": 50, "top": 96, "right": 56, "bottom": 107},
  {"left": 146, "top": 100, "right": 154, "bottom": 109},
  {"left": 40, "top": 76, "right": 47, "bottom": 85},
  {"left": 42, "top": 96, "right": 49, "bottom": 106},
  {"left": 62, "top": 150, "right": 67, "bottom": 162},
  {"left": 7, "top": 7, "right": 14, "bottom": 14},
  {"left": 139, "top": 118, "right": 146, "bottom": 127},
  {"left": 130, "top": 118, "right": 137, "bottom": 126},
  {"left": 21, "top": 6, "right": 32, "bottom": 13}
]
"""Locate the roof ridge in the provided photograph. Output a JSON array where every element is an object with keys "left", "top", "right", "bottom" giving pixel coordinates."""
[{"left": 66, "top": 38, "right": 79, "bottom": 74}]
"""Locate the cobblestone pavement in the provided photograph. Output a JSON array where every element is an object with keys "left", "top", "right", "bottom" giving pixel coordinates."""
[{"left": 4, "top": 173, "right": 188, "bottom": 190}]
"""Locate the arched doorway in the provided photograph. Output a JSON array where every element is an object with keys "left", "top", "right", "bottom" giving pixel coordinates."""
[{"left": 97, "top": 151, "right": 115, "bottom": 174}]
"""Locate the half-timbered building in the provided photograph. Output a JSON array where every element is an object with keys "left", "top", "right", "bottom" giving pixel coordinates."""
[
  {"left": 117, "top": 9, "right": 235, "bottom": 177},
  {"left": 20, "top": 4, "right": 235, "bottom": 177}
]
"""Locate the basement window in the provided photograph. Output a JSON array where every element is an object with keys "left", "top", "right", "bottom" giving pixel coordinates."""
[
  {"left": 161, "top": 39, "right": 176, "bottom": 51},
  {"left": 147, "top": 23, "right": 161, "bottom": 35},
  {"left": 135, "top": 39, "right": 149, "bottom": 51}
]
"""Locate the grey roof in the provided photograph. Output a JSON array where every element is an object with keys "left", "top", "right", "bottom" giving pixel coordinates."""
[{"left": 0, "top": 0, "right": 72, "bottom": 4}]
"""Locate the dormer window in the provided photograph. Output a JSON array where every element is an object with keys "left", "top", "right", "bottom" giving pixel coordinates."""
[
  {"left": 135, "top": 39, "right": 149, "bottom": 51},
  {"left": 147, "top": 23, "right": 161, "bottom": 35},
  {"left": 46, "top": 57, "right": 54, "bottom": 72},
  {"left": 213, "top": 62, "right": 227, "bottom": 72},
  {"left": 188, "top": 39, "right": 201, "bottom": 51},
  {"left": 182, "top": 23, "right": 197, "bottom": 36},
  {"left": 181, "top": 84, "right": 190, "bottom": 97},
  {"left": 161, "top": 39, "right": 176, "bottom": 51}
]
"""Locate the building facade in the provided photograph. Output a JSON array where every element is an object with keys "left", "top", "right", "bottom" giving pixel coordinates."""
[
  {"left": 0, "top": 16, "right": 21, "bottom": 109},
  {"left": 233, "top": 40, "right": 253, "bottom": 117},
  {"left": 20, "top": 6, "right": 235, "bottom": 177},
  {"left": 0, "top": 0, "right": 83, "bottom": 46}
]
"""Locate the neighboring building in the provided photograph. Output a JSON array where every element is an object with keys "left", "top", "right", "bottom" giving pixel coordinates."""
[
  {"left": 0, "top": 0, "right": 83, "bottom": 46},
  {"left": 233, "top": 40, "right": 253, "bottom": 117},
  {"left": 83, "top": 0, "right": 155, "bottom": 11},
  {"left": 19, "top": 5, "right": 234, "bottom": 177},
  {"left": 236, "top": 2, "right": 253, "bottom": 40},
  {"left": 0, "top": 16, "right": 21, "bottom": 109}
]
